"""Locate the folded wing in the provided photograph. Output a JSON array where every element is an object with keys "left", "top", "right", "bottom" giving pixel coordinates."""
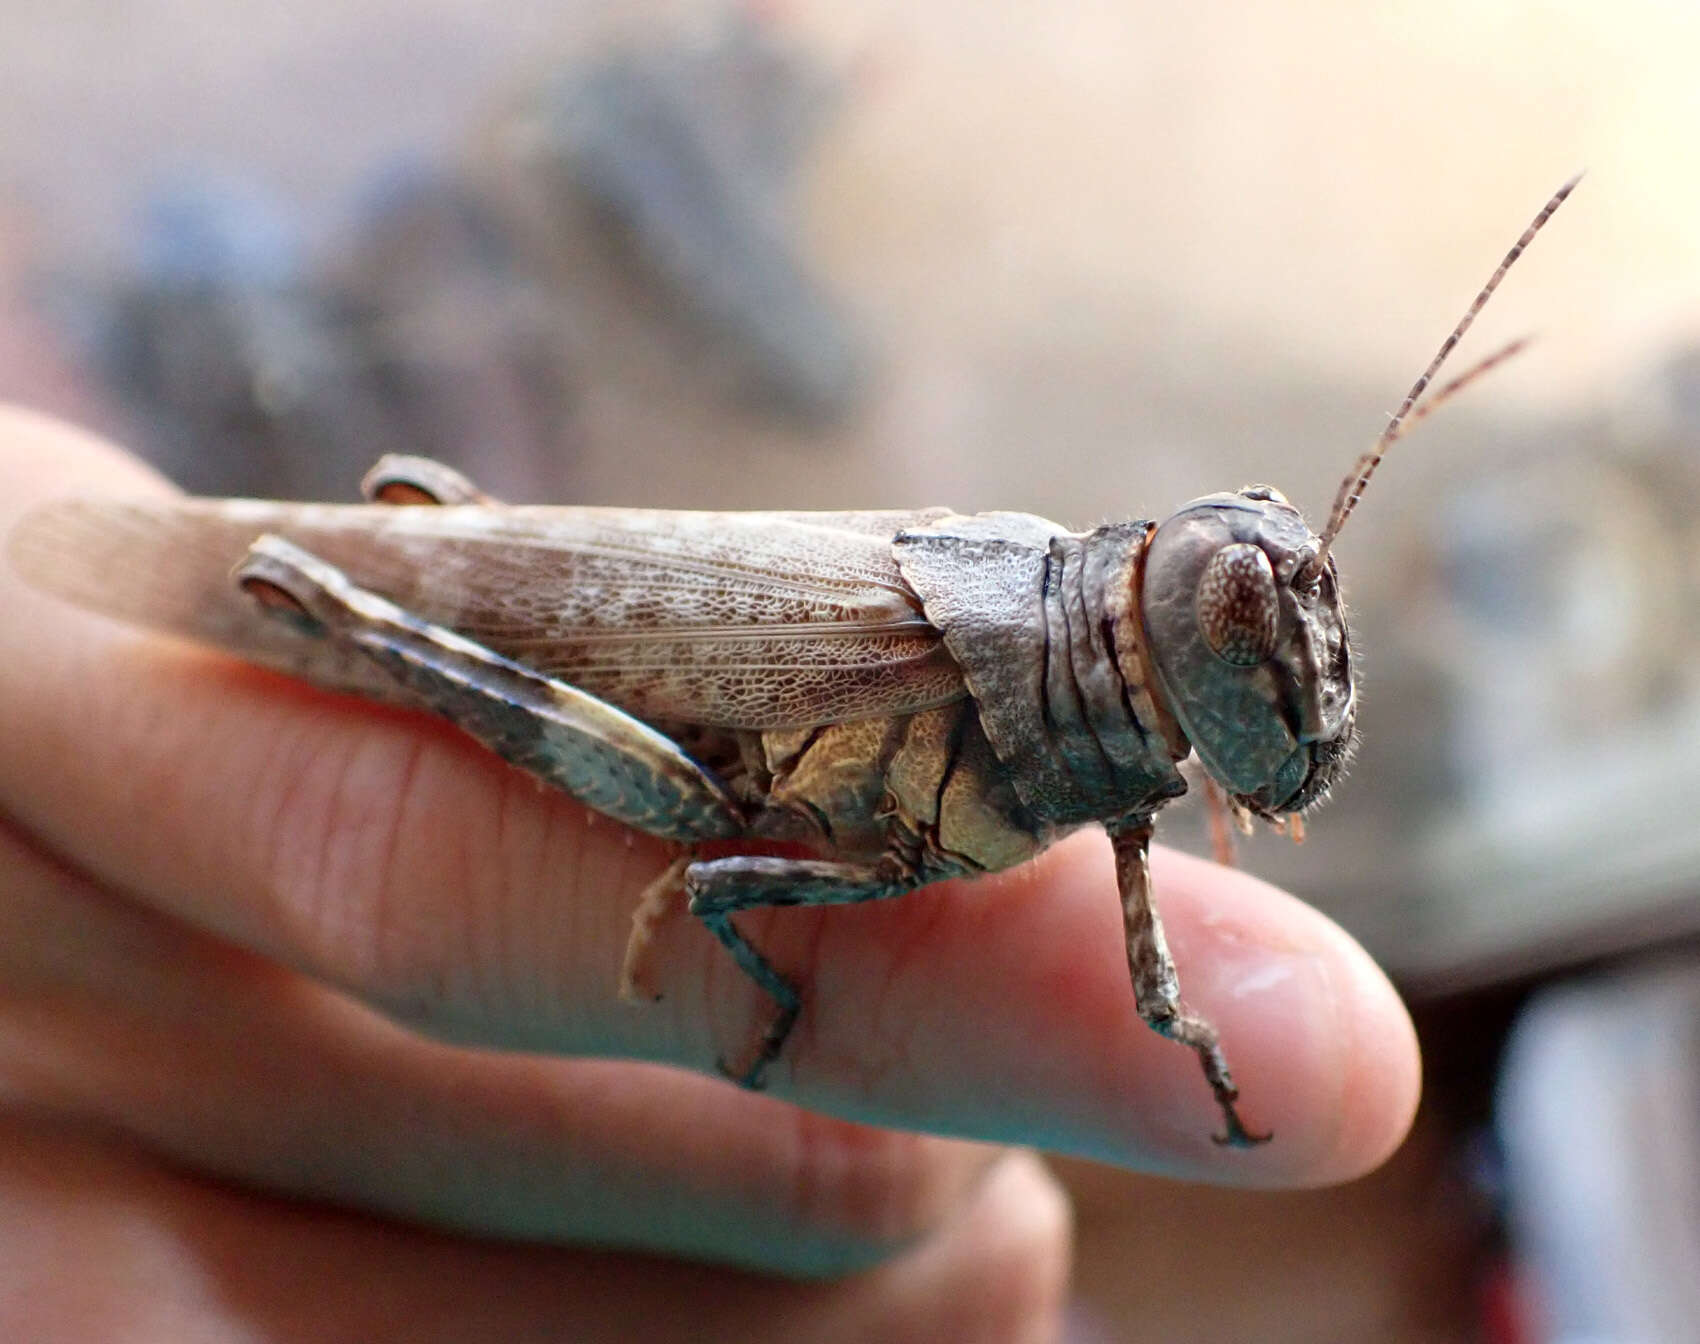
[{"left": 10, "top": 499, "right": 967, "bottom": 729}]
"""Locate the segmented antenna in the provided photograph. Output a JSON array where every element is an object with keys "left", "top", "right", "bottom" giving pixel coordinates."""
[
  {"left": 1302, "top": 173, "right": 1580, "bottom": 580},
  {"left": 1314, "top": 333, "right": 1532, "bottom": 564}
]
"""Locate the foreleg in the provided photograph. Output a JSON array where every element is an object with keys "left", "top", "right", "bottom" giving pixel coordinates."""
[{"left": 1110, "top": 820, "right": 1269, "bottom": 1148}]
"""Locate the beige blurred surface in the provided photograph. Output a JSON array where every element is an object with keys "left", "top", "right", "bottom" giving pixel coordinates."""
[{"left": 1, "top": 1, "right": 1690, "bottom": 413}]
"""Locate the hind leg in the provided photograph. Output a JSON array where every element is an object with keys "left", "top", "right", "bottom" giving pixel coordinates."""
[{"left": 234, "top": 535, "right": 744, "bottom": 846}]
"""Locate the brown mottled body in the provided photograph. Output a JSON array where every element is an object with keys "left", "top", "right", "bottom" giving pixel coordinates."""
[{"left": 13, "top": 470, "right": 1264, "bottom": 1135}]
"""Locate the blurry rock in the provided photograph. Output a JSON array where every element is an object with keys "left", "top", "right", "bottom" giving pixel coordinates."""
[
  {"left": 504, "top": 7, "right": 867, "bottom": 428},
  {"left": 1498, "top": 961, "right": 1700, "bottom": 1343},
  {"left": 330, "top": 160, "right": 579, "bottom": 500},
  {"left": 54, "top": 165, "right": 581, "bottom": 501},
  {"left": 85, "top": 178, "right": 378, "bottom": 499}
]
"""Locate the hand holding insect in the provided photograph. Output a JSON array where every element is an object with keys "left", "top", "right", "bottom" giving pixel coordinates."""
[
  {"left": 7, "top": 178, "right": 1574, "bottom": 1152},
  {"left": 0, "top": 406, "right": 1421, "bottom": 1188}
]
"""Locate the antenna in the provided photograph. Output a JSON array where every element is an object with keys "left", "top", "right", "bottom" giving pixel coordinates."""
[{"left": 1302, "top": 172, "right": 1580, "bottom": 581}]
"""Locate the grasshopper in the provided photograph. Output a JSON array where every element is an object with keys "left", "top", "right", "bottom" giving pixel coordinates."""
[{"left": 8, "top": 179, "right": 1576, "bottom": 1147}]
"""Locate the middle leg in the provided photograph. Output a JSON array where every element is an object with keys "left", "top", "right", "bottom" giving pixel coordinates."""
[{"left": 685, "top": 855, "right": 929, "bottom": 1088}]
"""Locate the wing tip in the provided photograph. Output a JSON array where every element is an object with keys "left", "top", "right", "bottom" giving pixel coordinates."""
[
  {"left": 7, "top": 495, "right": 225, "bottom": 626},
  {"left": 8, "top": 497, "right": 112, "bottom": 602}
]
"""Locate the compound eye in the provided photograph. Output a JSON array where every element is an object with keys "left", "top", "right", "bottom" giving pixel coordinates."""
[{"left": 1196, "top": 542, "right": 1279, "bottom": 666}]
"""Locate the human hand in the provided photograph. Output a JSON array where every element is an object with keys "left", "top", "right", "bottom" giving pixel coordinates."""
[{"left": 0, "top": 408, "right": 1419, "bottom": 1340}]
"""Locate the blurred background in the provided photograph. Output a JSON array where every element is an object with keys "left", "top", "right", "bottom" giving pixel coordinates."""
[{"left": 4, "top": 1, "right": 1699, "bottom": 1339}]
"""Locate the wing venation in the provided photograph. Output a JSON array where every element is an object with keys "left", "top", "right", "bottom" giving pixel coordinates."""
[{"left": 10, "top": 499, "right": 967, "bottom": 728}]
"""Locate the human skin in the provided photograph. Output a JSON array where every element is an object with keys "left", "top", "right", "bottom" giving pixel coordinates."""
[{"left": 0, "top": 407, "right": 1420, "bottom": 1341}]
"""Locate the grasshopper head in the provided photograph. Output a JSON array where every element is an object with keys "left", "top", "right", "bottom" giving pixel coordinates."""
[
  {"left": 1133, "top": 179, "right": 1578, "bottom": 818},
  {"left": 1140, "top": 486, "right": 1356, "bottom": 816}
]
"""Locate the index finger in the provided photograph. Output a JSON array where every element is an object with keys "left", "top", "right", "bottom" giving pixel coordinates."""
[{"left": 0, "top": 408, "right": 1419, "bottom": 1186}]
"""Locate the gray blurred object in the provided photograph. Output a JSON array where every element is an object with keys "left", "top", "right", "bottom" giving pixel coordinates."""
[
  {"left": 508, "top": 7, "right": 867, "bottom": 426},
  {"left": 56, "top": 168, "right": 577, "bottom": 501},
  {"left": 1498, "top": 961, "right": 1700, "bottom": 1343},
  {"left": 1429, "top": 454, "right": 1685, "bottom": 797},
  {"left": 327, "top": 161, "right": 578, "bottom": 501},
  {"left": 79, "top": 179, "right": 373, "bottom": 500},
  {"left": 1381, "top": 346, "right": 1700, "bottom": 988}
]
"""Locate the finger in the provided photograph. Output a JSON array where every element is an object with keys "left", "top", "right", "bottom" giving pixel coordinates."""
[
  {"left": 0, "top": 1119, "right": 1071, "bottom": 1343},
  {"left": 0, "top": 417, "right": 1029, "bottom": 1275},
  {"left": 0, "top": 409, "right": 1417, "bottom": 1184},
  {"left": 0, "top": 818, "right": 1013, "bottom": 1276}
]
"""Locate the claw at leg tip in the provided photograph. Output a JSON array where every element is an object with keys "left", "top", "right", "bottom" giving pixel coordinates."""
[
  {"left": 1212, "top": 1111, "right": 1274, "bottom": 1148},
  {"left": 716, "top": 1055, "right": 769, "bottom": 1091}
]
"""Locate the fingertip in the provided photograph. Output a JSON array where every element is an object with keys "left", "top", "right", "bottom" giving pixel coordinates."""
[
  {"left": 0, "top": 404, "right": 170, "bottom": 503},
  {"left": 1317, "top": 909, "right": 1423, "bottom": 1181},
  {"left": 1140, "top": 847, "right": 1421, "bottom": 1185}
]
